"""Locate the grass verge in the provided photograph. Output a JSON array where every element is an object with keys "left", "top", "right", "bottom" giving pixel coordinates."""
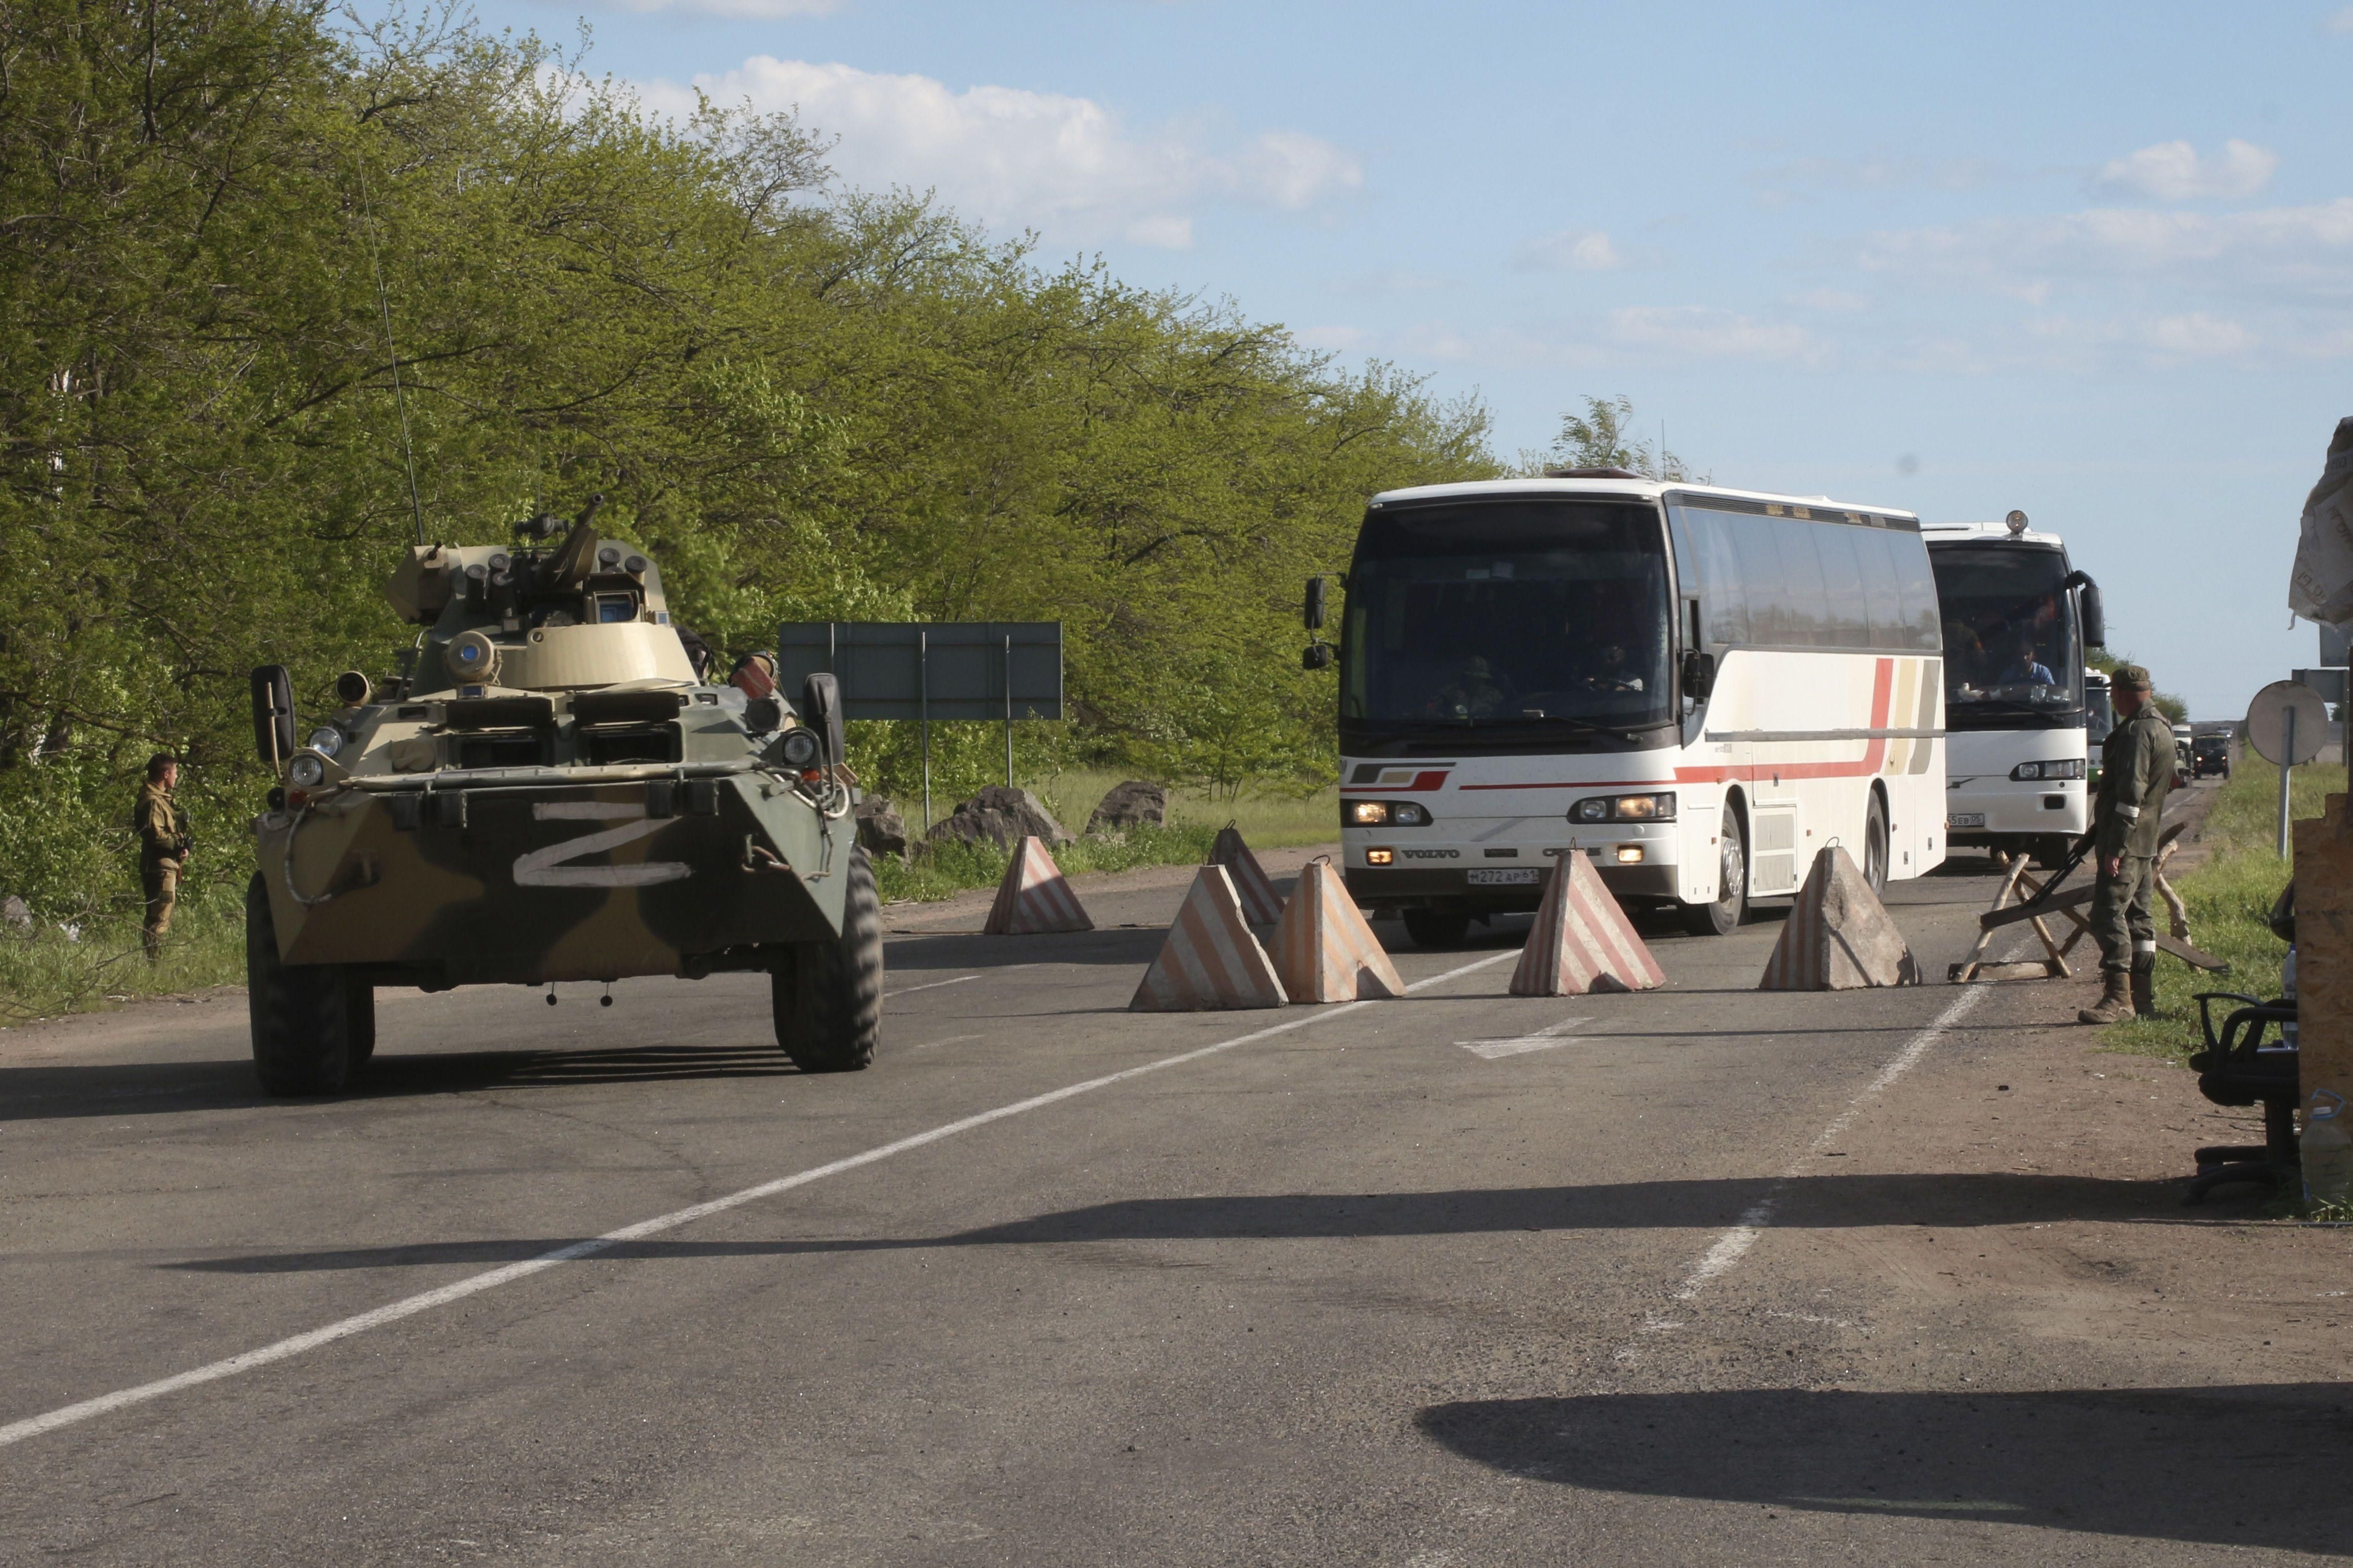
[
  {"left": 2104, "top": 758, "right": 2335, "bottom": 1066},
  {"left": 0, "top": 879, "right": 246, "bottom": 1025},
  {"left": 873, "top": 770, "right": 1339, "bottom": 905}
]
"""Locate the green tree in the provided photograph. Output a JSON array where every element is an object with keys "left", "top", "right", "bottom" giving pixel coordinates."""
[{"left": 1535, "top": 395, "right": 1705, "bottom": 481}]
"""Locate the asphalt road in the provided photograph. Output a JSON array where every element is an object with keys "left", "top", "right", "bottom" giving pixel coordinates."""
[{"left": 2, "top": 844, "right": 2344, "bottom": 1565}]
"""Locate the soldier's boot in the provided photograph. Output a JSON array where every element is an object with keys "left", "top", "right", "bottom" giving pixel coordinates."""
[
  {"left": 2077, "top": 969, "right": 2136, "bottom": 1024},
  {"left": 2128, "top": 958, "right": 2156, "bottom": 1019}
]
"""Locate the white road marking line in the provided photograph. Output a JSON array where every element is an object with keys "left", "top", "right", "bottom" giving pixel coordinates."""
[
  {"left": 883, "top": 974, "right": 983, "bottom": 998},
  {"left": 1455, "top": 1016, "right": 1589, "bottom": 1059},
  {"left": 0, "top": 950, "right": 1516, "bottom": 1449},
  {"left": 1670, "top": 979, "right": 1996, "bottom": 1302}
]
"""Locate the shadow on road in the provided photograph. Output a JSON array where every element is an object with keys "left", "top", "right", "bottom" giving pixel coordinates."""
[
  {"left": 1414, "top": 1385, "right": 2353, "bottom": 1555},
  {"left": 0, "top": 1041, "right": 801, "bottom": 1120},
  {"left": 169, "top": 1170, "right": 2246, "bottom": 1274}
]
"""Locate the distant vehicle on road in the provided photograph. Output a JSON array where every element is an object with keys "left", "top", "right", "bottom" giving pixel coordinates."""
[
  {"left": 2192, "top": 733, "right": 2231, "bottom": 779},
  {"left": 1923, "top": 513, "right": 2105, "bottom": 867},
  {"left": 245, "top": 502, "right": 879, "bottom": 1095},
  {"left": 1320, "top": 474, "right": 1946, "bottom": 945}
]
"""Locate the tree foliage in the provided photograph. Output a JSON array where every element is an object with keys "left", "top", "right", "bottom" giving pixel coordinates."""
[
  {"left": 1532, "top": 395, "right": 1704, "bottom": 482},
  {"left": 0, "top": 0, "right": 1495, "bottom": 913}
]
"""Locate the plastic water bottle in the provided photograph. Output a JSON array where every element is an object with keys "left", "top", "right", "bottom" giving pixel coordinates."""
[{"left": 2305, "top": 1089, "right": 2353, "bottom": 1208}]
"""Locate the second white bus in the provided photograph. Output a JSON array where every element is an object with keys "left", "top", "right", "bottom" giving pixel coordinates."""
[{"left": 1327, "top": 475, "right": 1946, "bottom": 944}]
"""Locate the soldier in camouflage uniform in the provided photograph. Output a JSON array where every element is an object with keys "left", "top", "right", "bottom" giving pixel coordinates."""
[
  {"left": 2077, "top": 665, "right": 2173, "bottom": 1023},
  {"left": 134, "top": 754, "right": 191, "bottom": 963}
]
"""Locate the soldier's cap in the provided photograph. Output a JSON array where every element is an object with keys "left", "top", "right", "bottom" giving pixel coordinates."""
[{"left": 2111, "top": 664, "right": 2152, "bottom": 692}]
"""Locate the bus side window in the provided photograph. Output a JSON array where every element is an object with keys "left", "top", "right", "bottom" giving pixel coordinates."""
[
  {"left": 1855, "top": 529, "right": 1907, "bottom": 650},
  {"left": 1732, "top": 518, "right": 1787, "bottom": 644},
  {"left": 1772, "top": 519, "right": 1832, "bottom": 647},
  {"left": 1892, "top": 532, "right": 1941, "bottom": 649},
  {"left": 1814, "top": 525, "right": 1874, "bottom": 649}
]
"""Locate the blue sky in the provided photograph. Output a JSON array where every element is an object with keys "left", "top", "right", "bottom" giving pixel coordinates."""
[{"left": 467, "top": 0, "right": 2353, "bottom": 719}]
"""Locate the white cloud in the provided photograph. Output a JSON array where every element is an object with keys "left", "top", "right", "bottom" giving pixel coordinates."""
[
  {"left": 1790, "top": 287, "right": 1869, "bottom": 313},
  {"left": 601, "top": 0, "right": 837, "bottom": 15},
  {"left": 1605, "top": 305, "right": 1820, "bottom": 364},
  {"left": 639, "top": 57, "right": 1362, "bottom": 248},
  {"left": 2329, "top": 7, "right": 2353, "bottom": 32},
  {"left": 2143, "top": 311, "right": 2257, "bottom": 357},
  {"left": 1512, "top": 229, "right": 1632, "bottom": 272},
  {"left": 2096, "top": 139, "right": 2278, "bottom": 201},
  {"left": 1861, "top": 197, "right": 2353, "bottom": 300}
]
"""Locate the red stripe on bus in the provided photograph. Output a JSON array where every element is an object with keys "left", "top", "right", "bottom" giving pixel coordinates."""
[{"left": 1674, "top": 658, "right": 1897, "bottom": 785}]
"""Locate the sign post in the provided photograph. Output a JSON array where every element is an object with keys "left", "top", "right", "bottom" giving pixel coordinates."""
[
  {"left": 777, "top": 622, "right": 1065, "bottom": 832},
  {"left": 2247, "top": 678, "right": 2330, "bottom": 857}
]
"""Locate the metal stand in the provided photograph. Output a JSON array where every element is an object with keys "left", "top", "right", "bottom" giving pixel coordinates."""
[
  {"left": 1951, "top": 854, "right": 2093, "bottom": 982},
  {"left": 1950, "top": 827, "right": 2224, "bottom": 982},
  {"left": 2277, "top": 705, "right": 2297, "bottom": 858}
]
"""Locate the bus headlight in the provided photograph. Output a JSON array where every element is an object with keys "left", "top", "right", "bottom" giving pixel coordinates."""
[
  {"left": 2009, "top": 759, "right": 2084, "bottom": 781},
  {"left": 1570, "top": 792, "right": 1675, "bottom": 823},
  {"left": 1346, "top": 800, "right": 1430, "bottom": 827}
]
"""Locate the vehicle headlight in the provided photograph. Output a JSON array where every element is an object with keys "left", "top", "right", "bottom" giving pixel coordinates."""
[
  {"left": 288, "top": 753, "right": 327, "bottom": 788},
  {"left": 2010, "top": 759, "right": 2084, "bottom": 781},
  {"left": 777, "top": 728, "right": 823, "bottom": 770},
  {"left": 1346, "top": 800, "right": 1430, "bottom": 827},
  {"left": 1570, "top": 792, "right": 1676, "bottom": 823},
  {"left": 307, "top": 726, "right": 345, "bottom": 758}
]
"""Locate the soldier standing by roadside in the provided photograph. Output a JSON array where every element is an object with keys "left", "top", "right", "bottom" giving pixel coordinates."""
[
  {"left": 134, "top": 754, "right": 192, "bottom": 963},
  {"left": 2078, "top": 666, "right": 2174, "bottom": 1023}
]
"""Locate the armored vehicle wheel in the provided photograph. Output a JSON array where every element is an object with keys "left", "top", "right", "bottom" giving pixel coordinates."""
[
  {"left": 348, "top": 983, "right": 377, "bottom": 1065},
  {"left": 772, "top": 846, "right": 882, "bottom": 1073},
  {"left": 1401, "top": 905, "right": 1472, "bottom": 949},
  {"left": 245, "top": 872, "right": 365, "bottom": 1095}
]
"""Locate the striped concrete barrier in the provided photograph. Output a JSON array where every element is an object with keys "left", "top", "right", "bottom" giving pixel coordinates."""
[
  {"left": 1509, "top": 851, "right": 1665, "bottom": 997},
  {"left": 1759, "top": 845, "right": 1920, "bottom": 989},
  {"left": 1210, "top": 824, "right": 1285, "bottom": 927},
  {"left": 983, "top": 835, "right": 1094, "bottom": 935},
  {"left": 1131, "top": 865, "right": 1288, "bottom": 1011},
  {"left": 1270, "top": 858, "right": 1404, "bottom": 1003}
]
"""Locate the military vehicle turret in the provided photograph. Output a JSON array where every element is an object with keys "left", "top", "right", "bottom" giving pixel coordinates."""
[{"left": 244, "top": 499, "right": 880, "bottom": 1094}]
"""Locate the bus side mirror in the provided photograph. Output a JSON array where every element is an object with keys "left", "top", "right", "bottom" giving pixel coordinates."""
[
  {"left": 1304, "top": 576, "right": 1326, "bottom": 632},
  {"left": 1303, "top": 643, "right": 1333, "bottom": 671},
  {"left": 2076, "top": 579, "right": 2106, "bottom": 649},
  {"left": 1681, "top": 648, "right": 1715, "bottom": 700},
  {"left": 251, "top": 665, "right": 295, "bottom": 766}
]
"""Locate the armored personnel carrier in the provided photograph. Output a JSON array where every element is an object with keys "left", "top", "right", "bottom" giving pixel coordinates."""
[{"left": 244, "top": 500, "right": 880, "bottom": 1094}]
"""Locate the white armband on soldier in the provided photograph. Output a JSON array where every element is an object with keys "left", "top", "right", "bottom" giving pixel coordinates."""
[{"left": 2114, "top": 804, "right": 2140, "bottom": 820}]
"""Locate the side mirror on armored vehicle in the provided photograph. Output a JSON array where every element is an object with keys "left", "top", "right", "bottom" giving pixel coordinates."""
[
  {"left": 1304, "top": 576, "right": 1327, "bottom": 632},
  {"left": 251, "top": 666, "right": 296, "bottom": 766},
  {"left": 1680, "top": 648, "right": 1716, "bottom": 700},
  {"left": 2068, "top": 572, "right": 2106, "bottom": 650},
  {"left": 801, "top": 672, "right": 846, "bottom": 771},
  {"left": 1302, "top": 643, "right": 1334, "bottom": 671}
]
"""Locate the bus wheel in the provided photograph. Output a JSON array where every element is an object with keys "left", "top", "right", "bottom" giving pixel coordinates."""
[
  {"left": 1864, "top": 791, "right": 1891, "bottom": 895},
  {"left": 1402, "top": 906, "right": 1473, "bottom": 948},
  {"left": 1678, "top": 805, "right": 1747, "bottom": 937}
]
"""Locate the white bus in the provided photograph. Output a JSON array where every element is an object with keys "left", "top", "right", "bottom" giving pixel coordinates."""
[
  {"left": 1920, "top": 515, "right": 2106, "bottom": 867},
  {"left": 1320, "top": 475, "right": 1947, "bottom": 945}
]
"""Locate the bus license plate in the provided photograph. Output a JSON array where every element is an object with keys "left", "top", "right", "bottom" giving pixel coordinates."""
[
  {"left": 1947, "top": 813, "right": 1986, "bottom": 829},
  {"left": 1467, "top": 868, "right": 1541, "bottom": 886}
]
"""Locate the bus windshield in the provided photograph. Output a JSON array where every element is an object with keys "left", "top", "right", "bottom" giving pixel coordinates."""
[
  {"left": 1341, "top": 499, "right": 1673, "bottom": 733},
  {"left": 1927, "top": 543, "right": 2083, "bottom": 726}
]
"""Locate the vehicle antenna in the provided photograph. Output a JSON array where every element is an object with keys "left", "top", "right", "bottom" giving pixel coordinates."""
[{"left": 355, "top": 158, "right": 426, "bottom": 547}]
